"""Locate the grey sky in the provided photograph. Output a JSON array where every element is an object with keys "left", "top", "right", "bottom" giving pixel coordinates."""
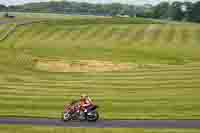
[{"left": 0, "top": 0, "right": 198, "bottom": 6}]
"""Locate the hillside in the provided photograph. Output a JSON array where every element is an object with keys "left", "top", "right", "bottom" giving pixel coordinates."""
[
  {"left": 2, "top": 1, "right": 141, "bottom": 17},
  {"left": 0, "top": 17, "right": 200, "bottom": 119}
]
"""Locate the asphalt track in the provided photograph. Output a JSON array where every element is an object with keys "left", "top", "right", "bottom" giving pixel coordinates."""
[{"left": 0, "top": 118, "right": 200, "bottom": 128}]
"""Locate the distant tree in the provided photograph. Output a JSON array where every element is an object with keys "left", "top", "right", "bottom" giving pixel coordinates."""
[
  {"left": 188, "top": 1, "right": 200, "bottom": 22},
  {"left": 108, "top": 3, "right": 124, "bottom": 16},
  {"left": 182, "top": 2, "right": 193, "bottom": 21},
  {"left": 127, "top": 5, "right": 137, "bottom": 17},
  {"left": 170, "top": 1, "right": 185, "bottom": 21},
  {"left": 152, "top": 2, "right": 169, "bottom": 19},
  {"left": 0, "top": 4, "right": 7, "bottom": 11}
]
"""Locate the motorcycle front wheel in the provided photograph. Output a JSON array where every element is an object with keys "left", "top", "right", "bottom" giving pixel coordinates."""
[
  {"left": 63, "top": 112, "right": 71, "bottom": 122},
  {"left": 87, "top": 111, "right": 99, "bottom": 122}
]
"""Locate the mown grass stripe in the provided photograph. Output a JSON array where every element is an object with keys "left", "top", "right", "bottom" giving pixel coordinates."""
[{"left": 1, "top": 75, "right": 200, "bottom": 84}]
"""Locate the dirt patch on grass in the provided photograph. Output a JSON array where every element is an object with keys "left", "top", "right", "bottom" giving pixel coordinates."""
[{"left": 34, "top": 59, "right": 133, "bottom": 72}]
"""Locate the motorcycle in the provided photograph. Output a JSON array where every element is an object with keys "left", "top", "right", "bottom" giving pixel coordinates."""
[{"left": 62, "top": 101, "right": 99, "bottom": 122}]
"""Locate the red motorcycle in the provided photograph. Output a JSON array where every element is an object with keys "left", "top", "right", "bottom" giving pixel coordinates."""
[{"left": 62, "top": 100, "right": 99, "bottom": 122}]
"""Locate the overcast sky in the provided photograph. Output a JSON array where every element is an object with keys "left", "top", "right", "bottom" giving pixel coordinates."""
[{"left": 0, "top": 0, "right": 198, "bottom": 6}]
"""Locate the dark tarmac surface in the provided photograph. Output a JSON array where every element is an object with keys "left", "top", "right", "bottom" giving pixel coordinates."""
[{"left": 0, "top": 118, "right": 200, "bottom": 128}]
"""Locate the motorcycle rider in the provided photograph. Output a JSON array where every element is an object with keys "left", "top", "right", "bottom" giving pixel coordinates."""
[
  {"left": 79, "top": 94, "right": 93, "bottom": 117},
  {"left": 64, "top": 99, "right": 78, "bottom": 113}
]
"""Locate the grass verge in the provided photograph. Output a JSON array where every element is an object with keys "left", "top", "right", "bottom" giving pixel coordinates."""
[{"left": 0, "top": 125, "right": 200, "bottom": 133}]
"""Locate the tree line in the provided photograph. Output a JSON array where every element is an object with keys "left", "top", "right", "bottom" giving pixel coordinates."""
[
  {"left": 0, "top": 1, "right": 200, "bottom": 22},
  {"left": 152, "top": 1, "right": 200, "bottom": 22}
]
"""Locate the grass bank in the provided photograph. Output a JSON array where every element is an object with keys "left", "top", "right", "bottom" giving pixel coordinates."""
[
  {"left": 0, "top": 18, "right": 200, "bottom": 119},
  {"left": 0, "top": 125, "right": 200, "bottom": 133}
]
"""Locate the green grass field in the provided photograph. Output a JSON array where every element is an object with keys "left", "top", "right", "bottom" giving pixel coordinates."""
[
  {"left": 0, "top": 24, "right": 9, "bottom": 37},
  {"left": 0, "top": 125, "right": 200, "bottom": 133},
  {"left": 0, "top": 24, "right": 16, "bottom": 41},
  {"left": 0, "top": 17, "right": 200, "bottom": 119}
]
